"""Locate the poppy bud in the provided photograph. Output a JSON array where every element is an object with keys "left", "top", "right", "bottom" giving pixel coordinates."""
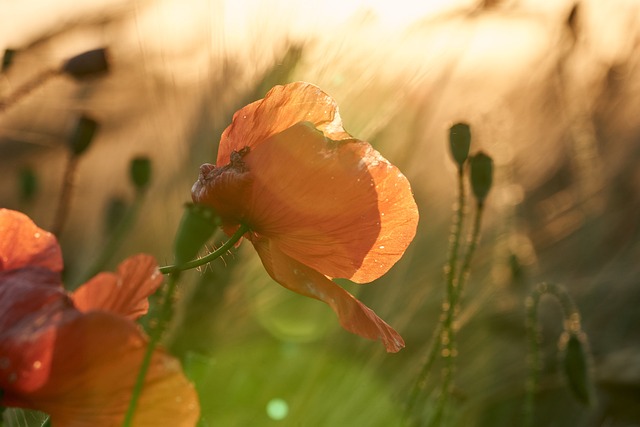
[
  {"left": 469, "top": 151, "right": 493, "bottom": 204},
  {"left": 104, "top": 196, "right": 128, "bottom": 234},
  {"left": 173, "top": 203, "right": 220, "bottom": 266},
  {"left": 2, "top": 48, "right": 16, "bottom": 72},
  {"left": 449, "top": 122, "right": 471, "bottom": 169},
  {"left": 561, "top": 331, "right": 594, "bottom": 406},
  {"left": 69, "top": 115, "right": 99, "bottom": 156},
  {"left": 130, "top": 156, "right": 152, "bottom": 191},
  {"left": 19, "top": 167, "right": 38, "bottom": 202},
  {"left": 61, "top": 48, "right": 109, "bottom": 80}
]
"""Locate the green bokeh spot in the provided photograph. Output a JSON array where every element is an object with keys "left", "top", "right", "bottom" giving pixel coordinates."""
[{"left": 266, "top": 398, "right": 289, "bottom": 420}]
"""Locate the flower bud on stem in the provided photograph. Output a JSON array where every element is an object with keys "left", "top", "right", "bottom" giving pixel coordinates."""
[{"left": 524, "top": 282, "right": 594, "bottom": 427}]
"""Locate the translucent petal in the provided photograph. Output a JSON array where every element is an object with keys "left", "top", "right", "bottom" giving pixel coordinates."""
[
  {"left": 252, "top": 237, "right": 404, "bottom": 353},
  {"left": 72, "top": 254, "right": 163, "bottom": 320}
]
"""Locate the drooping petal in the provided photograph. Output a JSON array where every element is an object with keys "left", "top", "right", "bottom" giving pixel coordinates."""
[
  {"left": 0, "top": 209, "right": 62, "bottom": 274},
  {"left": 244, "top": 121, "right": 417, "bottom": 282},
  {"left": 252, "top": 237, "right": 404, "bottom": 353},
  {"left": 216, "top": 82, "right": 351, "bottom": 166},
  {"left": 1, "top": 311, "right": 199, "bottom": 427},
  {"left": 72, "top": 254, "right": 163, "bottom": 320}
]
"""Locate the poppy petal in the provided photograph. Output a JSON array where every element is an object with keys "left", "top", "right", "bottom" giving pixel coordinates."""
[
  {"left": 345, "top": 142, "right": 419, "bottom": 283},
  {"left": 242, "top": 122, "right": 417, "bottom": 282},
  {"left": 1, "top": 311, "right": 199, "bottom": 426},
  {"left": 0, "top": 268, "right": 70, "bottom": 332},
  {"left": 216, "top": 82, "right": 351, "bottom": 166},
  {"left": 252, "top": 237, "right": 404, "bottom": 353},
  {"left": 0, "top": 209, "right": 62, "bottom": 274},
  {"left": 72, "top": 254, "right": 163, "bottom": 320}
]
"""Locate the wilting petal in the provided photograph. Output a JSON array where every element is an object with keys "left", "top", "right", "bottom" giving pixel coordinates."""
[
  {"left": 1, "top": 311, "right": 199, "bottom": 427},
  {"left": 252, "top": 237, "right": 404, "bottom": 353},
  {"left": 216, "top": 82, "right": 351, "bottom": 166},
  {"left": 0, "top": 209, "right": 62, "bottom": 274},
  {"left": 191, "top": 158, "right": 253, "bottom": 227},
  {"left": 72, "top": 254, "right": 163, "bottom": 320},
  {"left": 243, "top": 122, "right": 417, "bottom": 282}
]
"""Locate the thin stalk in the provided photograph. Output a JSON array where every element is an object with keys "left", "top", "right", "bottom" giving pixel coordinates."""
[
  {"left": 51, "top": 154, "right": 79, "bottom": 237},
  {"left": 524, "top": 282, "right": 581, "bottom": 427},
  {"left": 0, "top": 69, "right": 59, "bottom": 113},
  {"left": 406, "top": 168, "right": 466, "bottom": 425},
  {"left": 431, "top": 201, "right": 484, "bottom": 426},
  {"left": 122, "top": 272, "right": 180, "bottom": 427},
  {"left": 158, "top": 224, "right": 249, "bottom": 275}
]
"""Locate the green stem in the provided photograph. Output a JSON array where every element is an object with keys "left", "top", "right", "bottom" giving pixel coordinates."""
[
  {"left": 430, "top": 201, "right": 486, "bottom": 427},
  {"left": 51, "top": 154, "right": 79, "bottom": 237},
  {"left": 524, "top": 282, "right": 581, "bottom": 427},
  {"left": 122, "top": 272, "right": 180, "bottom": 427},
  {"left": 122, "top": 224, "right": 248, "bottom": 426},
  {"left": 405, "top": 168, "right": 466, "bottom": 425},
  {"left": 454, "top": 202, "right": 485, "bottom": 302},
  {"left": 158, "top": 224, "right": 249, "bottom": 275}
]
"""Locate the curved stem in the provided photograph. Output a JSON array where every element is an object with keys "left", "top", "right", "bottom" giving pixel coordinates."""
[
  {"left": 158, "top": 224, "right": 249, "bottom": 275},
  {"left": 524, "top": 282, "right": 582, "bottom": 427},
  {"left": 123, "top": 224, "right": 249, "bottom": 425}
]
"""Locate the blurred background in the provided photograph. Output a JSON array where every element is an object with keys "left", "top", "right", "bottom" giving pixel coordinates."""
[{"left": 1, "top": 0, "right": 640, "bottom": 426}]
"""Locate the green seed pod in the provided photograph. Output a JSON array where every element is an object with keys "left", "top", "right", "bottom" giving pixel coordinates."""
[
  {"left": 449, "top": 122, "right": 471, "bottom": 169},
  {"left": 130, "top": 157, "right": 152, "bottom": 191},
  {"left": 104, "top": 196, "right": 128, "bottom": 234},
  {"left": 61, "top": 48, "right": 109, "bottom": 80},
  {"left": 19, "top": 167, "right": 38, "bottom": 202},
  {"left": 69, "top": 115, "right": 99, "bottom": 156},
  {"left": 561, "top": 332, "right": 594, "bottom": 406},
  {"left": 2, "top": 48, "right": 17, "bottom": 72},
  {"left": 469, "top": 151, "right": 494, "bottom": 204},
  {"left": 173, "top": 203, "right": 220, "bottom": 266}
]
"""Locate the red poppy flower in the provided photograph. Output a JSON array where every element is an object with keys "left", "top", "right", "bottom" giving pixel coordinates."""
[
  {"left": 192, "top": 82, "right": 419, "bottom": 353},
  {"left": 0, "top": 209, "right": 199, "bottom": 426}
]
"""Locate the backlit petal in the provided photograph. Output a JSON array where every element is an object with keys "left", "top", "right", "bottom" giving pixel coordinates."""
[
  {"left": 1, "top": 312, "right": 199, "bottom": 427},
  {"left": 216, "top": 82, "right": 351, "bottom": 166},
  {"left": 0, "top": 268, "right": 69, "bottom": 332},
  {"left": 0, "top": 209, "right": 62, "bottom": 274},
  {"left": 72, "top": 254, "right": 163, "bottom": 320},
  {"left": 252, "top": 237, "right": 404, "bottom": 353},
  {"left": 243, "top": 122, "right": 417, "bottom": 282}
]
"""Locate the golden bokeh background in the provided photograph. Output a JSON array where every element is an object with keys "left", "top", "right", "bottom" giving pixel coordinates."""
[{"left": 2, "top": 1, "right": 640, "bottom": 426}]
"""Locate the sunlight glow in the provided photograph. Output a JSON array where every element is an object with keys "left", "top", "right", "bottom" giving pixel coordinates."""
[{"left": 266, "top": 398, "right": 289, "bottom": 420}]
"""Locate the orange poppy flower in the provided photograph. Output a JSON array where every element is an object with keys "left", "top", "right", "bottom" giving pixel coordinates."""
[
  {"left": 192, "top": 82, "right": 419, "bottom": 353},
  {"left": 0, "top": 208, "right": 199, "bottom": 426}
]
